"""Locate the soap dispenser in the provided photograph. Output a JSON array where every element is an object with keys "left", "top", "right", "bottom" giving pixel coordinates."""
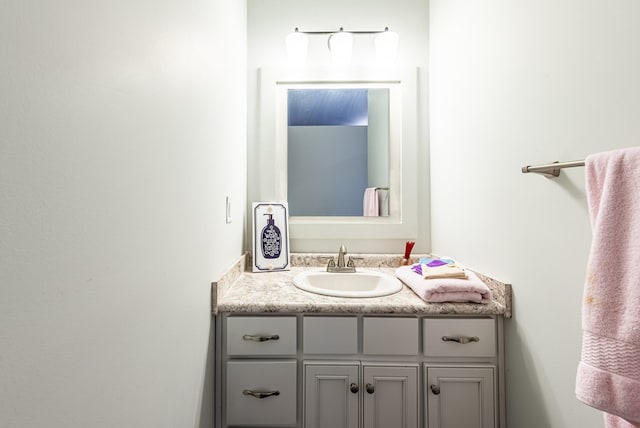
[{"left": 261, "top": 213, "right": 281, "bottom": 259}]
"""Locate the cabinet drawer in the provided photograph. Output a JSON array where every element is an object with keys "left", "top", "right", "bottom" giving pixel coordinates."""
[
  {"left": 304, "top": 316, "right": 358, "bottom": 354},
  {"left": 423, "top": 318, "right": 496, "bottom": 357},
  {"left": 226, "top": 360, "right": 297, "bottom": 425},
  {"left": 226, "top": 316, "right": 296, "bottom": 356},
  {"left": 363, "top": 317, "right": 419, "bottom": 355}
]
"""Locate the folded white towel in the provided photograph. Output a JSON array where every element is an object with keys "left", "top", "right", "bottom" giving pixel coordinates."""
[
  {"left": 421, "top": 263, "right": 468, "bottom": 279},
  {"left": 395, "top": 266, "right": 492, "bottom": 303}
]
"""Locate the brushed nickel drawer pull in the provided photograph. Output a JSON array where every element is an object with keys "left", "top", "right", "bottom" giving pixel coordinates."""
[
  {"left": 442, "top": 335, "right": 479, "bottom": 344},
  {"left": 242, "top": 334, "right": 280, "bottom": 342},
  {"left": 242, "top": 389, "right": 280, "bottom": 399}
]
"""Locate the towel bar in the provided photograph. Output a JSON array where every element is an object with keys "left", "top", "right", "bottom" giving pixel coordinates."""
[{"left": 521, "top": 160, "right": 585, "bottom": 178}]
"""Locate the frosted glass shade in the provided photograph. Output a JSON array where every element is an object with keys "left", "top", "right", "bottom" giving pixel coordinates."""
[
  {"left": 286, "top": 30, "right": 308, "bottom": 66},
  {"left": 329, "top": 31, "right": 353, "bottom": 66},
  {"left": 375, "top": 30, "right": 399, "bottom": 64}
]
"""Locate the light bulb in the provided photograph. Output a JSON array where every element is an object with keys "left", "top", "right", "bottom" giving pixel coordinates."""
[
  {"left": 328, "top": 30, "right": 353, "bottom": 66},
  {"left": 375, "top": 29, "right": 399, "bottom": 65},
  {"left": 286, "top": 29, "right": 308, "bottom": 66}
]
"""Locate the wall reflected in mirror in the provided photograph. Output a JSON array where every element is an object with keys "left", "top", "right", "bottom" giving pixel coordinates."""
[{"left": 287, "top": 88, "right": 390, "bottom": 217}]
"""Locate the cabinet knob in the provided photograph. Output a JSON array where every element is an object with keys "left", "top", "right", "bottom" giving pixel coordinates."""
[
  {"left": 242, "top": 389, "right": 280, "bottom": 399},
  {"left": 365, "top": 383, "right": 375, "bottom": 394},
  {"left": 350, "top": 383, "right": 359, "bottom": 393},
  {"left": 441, "top": 335, "right": 479, "bottom": 344},
  {"left": 242, "top": 334, "right": 280, "bottom": 342},
  {"left": 430, "top": 384, "right": 440, "bottom": 395}
]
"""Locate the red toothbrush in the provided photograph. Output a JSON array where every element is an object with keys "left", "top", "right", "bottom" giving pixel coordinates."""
[{"left": 401, "top": 241, "right": 415, "bottom": 266}]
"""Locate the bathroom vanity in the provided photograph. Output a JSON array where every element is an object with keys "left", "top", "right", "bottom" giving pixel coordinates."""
[{"left": 213, "top": 255, "right": 512, "bottom": 428}]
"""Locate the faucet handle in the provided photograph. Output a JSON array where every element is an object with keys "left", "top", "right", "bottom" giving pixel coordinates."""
[
  {"left": 317, "top": 255, "right": 335, "bottom": 264},
  {"left": 347, "top": 256, "right": 364, "bottom": 268},
  {"left": 326, "top": 257, "right": 336, "bottom": 267}
]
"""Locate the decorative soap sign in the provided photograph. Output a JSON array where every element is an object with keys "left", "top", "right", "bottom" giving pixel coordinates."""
[{"left": 252, "top": 202, "right": 290, "bottom": 272}]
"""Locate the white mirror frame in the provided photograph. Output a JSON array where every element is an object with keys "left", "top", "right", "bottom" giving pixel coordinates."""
[{"left": 258, "top": 67, "right": 418, "bottom": 242}]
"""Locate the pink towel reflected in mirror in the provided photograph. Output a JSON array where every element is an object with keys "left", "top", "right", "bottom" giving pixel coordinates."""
[
  {"left": 363, "top": 187, "right": 389, "bottom": 216},
  {"left": 363, "top": 187, "right": 379, "bottom": 216}
]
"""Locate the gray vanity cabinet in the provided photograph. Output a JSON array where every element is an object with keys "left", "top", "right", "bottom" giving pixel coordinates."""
[{"left": 217, "top": 314, "right": 503, "bottom": 428}]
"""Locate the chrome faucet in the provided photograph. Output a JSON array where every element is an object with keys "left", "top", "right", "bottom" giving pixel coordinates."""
[
  {"left": 326, "top": 245, "right": 360, "bottom": 273},
  {"left": 337, "top": 244, "right": 347, "bottom": 268}
]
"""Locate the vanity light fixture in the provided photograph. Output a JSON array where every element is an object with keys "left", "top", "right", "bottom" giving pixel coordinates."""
[{"left": 285, "top": 27, "right": 399, "bottom": 66}]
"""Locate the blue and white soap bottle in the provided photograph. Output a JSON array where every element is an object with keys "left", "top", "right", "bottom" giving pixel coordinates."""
[{"left": 261, "top": 213, "right": 281, "bottom": 259}]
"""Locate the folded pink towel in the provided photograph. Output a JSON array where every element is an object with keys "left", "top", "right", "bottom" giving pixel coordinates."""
[
  {"left": 575, "top": 147, "right": 640, "bottom": 427},
  {"left": 395, "top": 266, "right": 492, "bottom": 303}
]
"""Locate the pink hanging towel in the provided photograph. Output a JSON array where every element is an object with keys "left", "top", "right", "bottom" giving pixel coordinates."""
[{"left": 576, "top": 147, "right": 640, "bottom": 427}]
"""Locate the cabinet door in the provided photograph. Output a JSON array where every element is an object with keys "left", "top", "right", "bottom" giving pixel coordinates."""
[
  {"left": 305, "top": 364, "right": 359, "bottom": 428},
  {"left": 426, "top": 366, "right": 495, "bottom": 428},
  {"left": 363, "top": 365, "right": 418, "bottom": 428}
]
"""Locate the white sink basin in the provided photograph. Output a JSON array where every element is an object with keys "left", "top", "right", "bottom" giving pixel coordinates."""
[{"left": 293, "top": 269, "right": 403, "bottom": 298}]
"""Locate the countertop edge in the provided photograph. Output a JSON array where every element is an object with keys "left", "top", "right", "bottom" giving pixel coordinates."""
[{"left": 211, "top": 253, "right": 247, "bottom": 315}]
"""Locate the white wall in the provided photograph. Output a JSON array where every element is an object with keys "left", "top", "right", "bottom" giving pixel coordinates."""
[
  {"left": 247, "top": 0, "right": 430, "bottom": 254},
  {"left": 430, "top": 0, "right": 640, "bottom": 427},
  {"left": 0, "top": 0, "right": 246, "bottom": 427}
]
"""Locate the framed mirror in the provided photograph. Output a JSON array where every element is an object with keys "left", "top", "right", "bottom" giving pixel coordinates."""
[
  {"left": 285, "top": 85, "right": 394, "bottom": 217},
  {"left": 257, "top": 67, "right": 418, "bottom": 242}
]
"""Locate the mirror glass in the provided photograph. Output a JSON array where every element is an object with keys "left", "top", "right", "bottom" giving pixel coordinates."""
[
  {"left": 287, "top": 88, "right": 390, "bottom": 216},
  {"left": 273, "top": 79, "right": 403, "bottom": 226}
]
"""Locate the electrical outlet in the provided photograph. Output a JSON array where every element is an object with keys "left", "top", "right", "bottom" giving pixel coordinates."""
[{"left": 226, "top": 196, "right": 232, "bottom": 224}]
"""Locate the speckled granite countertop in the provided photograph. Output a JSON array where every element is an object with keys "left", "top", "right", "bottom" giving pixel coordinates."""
[{"left": 212, "top": 253, "right": 512, "bottom": 318}]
